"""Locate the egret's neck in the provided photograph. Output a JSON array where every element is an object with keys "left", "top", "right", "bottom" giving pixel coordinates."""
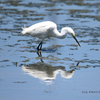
[{"left": 53, "top": 28, "right": 67, "bottom": 39}]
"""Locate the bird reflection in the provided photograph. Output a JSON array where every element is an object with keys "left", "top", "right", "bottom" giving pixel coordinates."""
[
  {"left": 22, "top": 61, "right": 79, "bottom": 84},
  {"left": 22, "top": 51, "right": 80, "bottom": 84},
  {"left": 37, "top": 51, "right": 43, "bottom": 62}
]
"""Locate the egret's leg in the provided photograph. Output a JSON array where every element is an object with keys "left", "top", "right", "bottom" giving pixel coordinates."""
[
  {"left": 37, "top": 41, "right": 43, "bottom": 50},
  {"left": 40, "top": 41, "right": 43, "bottom": 50},
  {"left": 37, "top": 42, "right": 41, "bottom": 50}
]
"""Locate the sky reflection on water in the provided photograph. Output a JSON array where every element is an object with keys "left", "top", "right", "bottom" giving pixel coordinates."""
[{"left": 0, "top": 0, "right": 100, "bottom": 100}]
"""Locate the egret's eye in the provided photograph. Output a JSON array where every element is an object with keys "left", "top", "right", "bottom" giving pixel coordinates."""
[{"left": 71, "top": 33, "right": 75, "bottom": 36}]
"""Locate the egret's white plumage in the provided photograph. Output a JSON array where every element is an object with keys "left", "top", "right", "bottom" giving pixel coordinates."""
[{"left": 22, "top": 21, "right": 80, "bottom": 50}]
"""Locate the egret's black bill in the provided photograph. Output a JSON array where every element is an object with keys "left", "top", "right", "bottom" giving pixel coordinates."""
[{"left": 73, "top": 36, "right": 81, "bottom": 47}]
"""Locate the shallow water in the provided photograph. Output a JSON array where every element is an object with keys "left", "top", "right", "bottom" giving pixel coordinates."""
[{"left": 0, "top": 0, "right": 100, "bottom": 100}]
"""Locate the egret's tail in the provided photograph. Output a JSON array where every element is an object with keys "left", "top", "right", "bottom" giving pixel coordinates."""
[{"left": 22, "top": 25, "right": 28, "bottom": 34}]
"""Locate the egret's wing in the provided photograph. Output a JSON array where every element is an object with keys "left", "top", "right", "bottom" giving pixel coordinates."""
[{"left": 22, "top": 21, "right": 57, "bottom": 38}]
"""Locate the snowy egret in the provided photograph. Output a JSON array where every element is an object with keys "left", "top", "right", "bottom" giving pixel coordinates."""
[{"left": 22, "top": 21, "right": 81, "bottom": 50}]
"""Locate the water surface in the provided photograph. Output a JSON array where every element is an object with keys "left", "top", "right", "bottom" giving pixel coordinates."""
[{"left": 0, "top": 0, "right": 100, "bottom": 100}]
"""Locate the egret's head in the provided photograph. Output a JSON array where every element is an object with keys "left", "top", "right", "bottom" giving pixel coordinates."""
[{"left": 62, "top": 27, "right": 81, "bottom": 47}]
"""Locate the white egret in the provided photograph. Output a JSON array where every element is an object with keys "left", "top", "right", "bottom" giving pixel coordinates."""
[{"left": 22, "top": 21, "right": 81, "bottom": 50}]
